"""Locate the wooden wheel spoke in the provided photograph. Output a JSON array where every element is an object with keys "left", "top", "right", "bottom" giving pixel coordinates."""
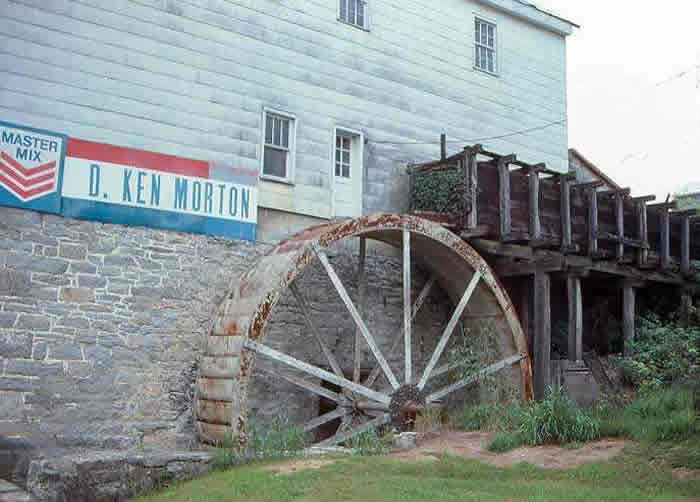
[
  {"left": 312, "top": 244, "right": 399, "bottom": 390},
  {"left": 316, "top": 413, "right": 390, "bottom": 447},
  {"left": 257, "top": 366, "right": 347, "bottom": 404},
  {"left": 303, "top": 408, "right": 348, "bottom": 432},
  {"left": 426, "top": 354, "right": 524, "bottom": 403},
  {"left": 364, "top": 276, "right": 436, "bottom": 389},
  {"left": 403, "top": 230, "right": 412, "bottom": 384},
  {"left": 289, "top": 282, "right": 345, "bottom": 380},
  {"left": 245, "top": 339, "right": 391, "bottom": 405},
  {"left": 418, "top": 271, "right": 482, "bottom": 390},
  {"left": 354, "top": 237, "right": 367, "bottom": 384}
]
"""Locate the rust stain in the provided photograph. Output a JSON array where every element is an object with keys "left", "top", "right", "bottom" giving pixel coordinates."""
[{"left": 224, "top": 319, "right": 238, "bottom": 336}]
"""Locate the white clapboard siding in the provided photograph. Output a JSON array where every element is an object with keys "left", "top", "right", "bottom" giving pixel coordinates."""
[{"left": 0, "top": 0, "right": 571, "bottom": 220}]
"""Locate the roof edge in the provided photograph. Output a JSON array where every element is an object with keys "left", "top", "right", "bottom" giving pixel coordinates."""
[
  {"left": 474, "top": 0, "right": 579, "bottom": 36},
  {"left": 568, "top": 148, "right": 621, "bottom": 190}
]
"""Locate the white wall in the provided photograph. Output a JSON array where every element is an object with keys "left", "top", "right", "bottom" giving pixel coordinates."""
[{"left": 0, "top": 0, "right": 570, "bottom": 220}]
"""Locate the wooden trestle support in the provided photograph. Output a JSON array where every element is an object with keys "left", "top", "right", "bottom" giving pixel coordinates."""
[{"left": 195, "top": 215, "right": 533, "bottom": 449}]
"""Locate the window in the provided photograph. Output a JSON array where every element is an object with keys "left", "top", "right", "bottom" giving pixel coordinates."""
[
  {"left": 335, "top": 134, "right": 351, "bottom": 178},
  {"left": 339, "top": 0, "right": 368, "bottom": 29},
  {"left": 475, "top": 18, "right": 497, "bottom": 74},
  {"left": 262, "top": 110, "right": 295, "bottom": 181}
]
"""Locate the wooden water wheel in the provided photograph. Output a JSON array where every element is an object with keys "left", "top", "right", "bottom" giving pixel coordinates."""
[{"left": 196, "top": 214, "right": 532, "bottom": 449}]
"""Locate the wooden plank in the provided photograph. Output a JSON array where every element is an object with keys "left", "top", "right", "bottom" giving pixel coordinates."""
[
  {"left": 520, "top": 280, "right": 532, "bottom": 356},
  {"left": 246, "top": 340, "right": 391, "bottom": 405},
  {"left": 498, "top": 155, "right": 515, "bottom": 238},
  {"left": 426, "top": 354, "right": 524, "bottom": 402},
  {"left": 317, "top": 413, "right": 390, "bottom": 447},
  {"left": 303, "top": 408, "right": 348, "bottom": 433},
  {"left": 471, "top": 239, "right": 534, "bottom": 260},
  {"left": 256, "top": 367, "right": 346, "bottom": 404},
  {"left": 560, "top": 175, "right": 572, "bottom": 251},
  {"left": 660, "top": 208, "right": 670, "bottom": 270},
  {"left": 460, "top": 225, "right": 491, "bottom": 239},
  {"left": 403, "top": 230, "right": 412, "bottom": 384},
  {"left": 637, "top": 200, "right": 649, "bottom": 266},
  {"left": 622, "top": 282, "right": 636, "bottom": 357},
  {"left": 493, "top": 256, "right": 564, "bottom": 277},
  {"left": 567, "top": 275, "right": 583, "bottom": 362},
  {"left": 466, "top": 146, "right": 481, "bottom": 230},
  {"left": 354, "top": 237, "right": 367, "bottom": 383},
  {"left": 571, "top": 180, "right": 605, "bottom": 191},
  {"left": 364, "top": 276, "right": 436, "bottom": 389},
  {"left": 313, "top": 244, "right": 400, "bottom": 390},
  {"left": 529, "top": 169, "right": 541, "bottom": 240},
  {"left": 596, "top": 232, "right": 648, "bottom": 248},
  {"left": 440, "top": 133, "right": 447, "bottom": 160},
  {"left": 289, "top": 283, "right": 345, "bottom": 381},
  {"left": 615, "top": 194, "right": 625, "bottom": 260},
  {"left": 587, "top": 188, "right": 599, "bottom": 255},
  {"left": 648, "top": 201, "right": 678, "bottom": 211},
  {"left": 681, "top": 289, "right": 692, "bottom": 328},
  {"left": 418, "top": 271, "right": 482, "bottom": 389},
  {"left": 681, "top": 216, "right": 691, "bottom": 276},
  {"left": 533, "top": 269, "right": 551, "bottom": 400}
]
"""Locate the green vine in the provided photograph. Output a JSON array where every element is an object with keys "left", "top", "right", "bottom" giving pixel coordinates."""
[{"left": 411, "top": 169, "right": 472, "bottom": 216}]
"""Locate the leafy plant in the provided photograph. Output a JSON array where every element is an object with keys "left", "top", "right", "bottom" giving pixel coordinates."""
[
  {"left": 486, "top": 432, "right": 522, "bottom": 453},
  {"left": 346, "top": 427, "right": 392, "bottom": 456},
  {"left": 247, "top": 415, "right": 306, "bottom": 460},
  {"left": 448, "top": 322, "right": 500, "bottom": 395},
  {"left": 411, "top": 168, "right": 468, "bottom": 214}
]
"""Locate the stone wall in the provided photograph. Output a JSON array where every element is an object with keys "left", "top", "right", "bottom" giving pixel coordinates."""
[{"left": 0, "top": 206, "right": 266, "bottom": 454}]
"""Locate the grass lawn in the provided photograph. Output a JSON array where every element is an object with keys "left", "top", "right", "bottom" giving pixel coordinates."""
[{"left": 133, "top": 443, "right": 700, "bottom": 502}]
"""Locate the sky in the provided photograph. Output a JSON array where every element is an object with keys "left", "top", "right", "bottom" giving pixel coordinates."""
[{"left": 535, "top": 0, "right": 700, "bottom": 200}]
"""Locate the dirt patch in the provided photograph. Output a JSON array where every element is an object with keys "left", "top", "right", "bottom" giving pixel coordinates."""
[
  {"left": 673, "top": 467, "right": 700, "bottom": 480},
  {"left": 390, "top": 431, "right": 628, "bottom": 469},
  {"left": 260, "top": 458, "right": 336, "bottom": 475}
]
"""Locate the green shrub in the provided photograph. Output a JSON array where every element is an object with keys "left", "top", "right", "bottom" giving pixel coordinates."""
[
  {"left": 518, "top": 388, "right": 600, "bottom": 446},
  {"left": 486, "top": 432, "right": 523, "bottom": 453},
  {"left": 346, "top": 428, "right": 392, "bottom": 456},
  {"left": 618, "top": 314, "right": 699, "bottom": 392},
  {"left": 248, "top": 415, "right": 306, "bottom": 460}
]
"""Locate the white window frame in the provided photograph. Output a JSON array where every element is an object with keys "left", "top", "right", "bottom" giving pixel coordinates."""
[
  {"left": 474, "top": 16, "right": 499, "bottom": 76},
  {"left": 338, "top": 0, "right": 369, "bottom": 31},
  {"left": 260, "top": 107, "right": 296, "bottom": 184}
]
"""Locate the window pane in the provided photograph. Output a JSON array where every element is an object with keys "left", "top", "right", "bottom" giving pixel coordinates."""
[
  {"left": 335, "top": 161, "right": 341, "bottom": 177},
  {"left": 349, "top": 0, "right": 355, "bottom": 24},
  {"left": 340, "top": 0, "right": 347, "bottom": 20},
  {"left": 357, "top": 1, "right": 364, "bottom": 27},
  {"left": 265, "top": 116, "right": 273, "bottom": 144},
  {"left": 481, "top": 26, "right": 487, "bottom": 44},
  {"left": 488, "top": 50, "right": 494, "bottom": 73},
  {"left": 281, "top": 119, "right": 289, "bottom": 148},
  {"left": 342, "top": 137, "right": 350, "bottom": 150},
  {"left": 342, "top": 151, "right": 350, "bottom": 165},
  {"left": 475, "top": 21, "right": 480, "bottom": 43},
  {"left": 488, "top": 25, "right": 495, "bottom": 47},
  {"left": 342, "top": 163, "right": 350, "bottom": 178},
  {"left": 263, "top": 147, "right": 287, "bottom": 178},
  {"left": 335, "top": 147, "right": 341, "bottom": 163},
  {"left": 475, "top": 45, "right": 480, "bottom": 67},
  {"left": 481, "top": 48, "right": 486, "bottom": 70},
  {"left": 336, "top": 136, "right": 341, "bottom": 148}
]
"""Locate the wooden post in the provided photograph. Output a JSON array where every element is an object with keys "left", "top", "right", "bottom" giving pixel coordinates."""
[
  {"left": 533, "top": 268, "right": 551, "bottom": 400},
  {"left": 587, "top": 188, "right": 599, "bottom": 255},
  {"left": 465, "top": 146, "right": 480, "bottom": 230},
  {"left": 637, "top": 201, "right": 649, "bottom": 266},
  {"left": 622, "top": 280, "right": 638, "bottom": 357},
  {"left": 567, "top": 274, "right": 584, "bottom": 363},
  {"left": 680, "top": 288, "right": 692, "bottom": 328},
  {"left": 529, "top": 170, "right": 541, "bottom": 241},
  {"left": 660, "top": 208, "right": 670, "bottom": 270},
  {"left": 560, "top": 176, "right": 572, "bottom": 251},
  {"left": 519, "top": 280, "right": 532, "bottom": 357},
  {"left": 440, "top": 133, "right": 447, "bottom": 161},
  {"left": 498, "top": 156, "right": 515, "bottom": 238},
  {"left": 681, "top": 216, "right": 690, "bottom": 276},
  {"left": 354, "top": 237, "right": 367, "bottom": 383},
  {"left": 402, "top": 230, "right": 412, "bottom": 384},
  {"left": 615, "top": 194, "right": 625, "bottom": 261}
]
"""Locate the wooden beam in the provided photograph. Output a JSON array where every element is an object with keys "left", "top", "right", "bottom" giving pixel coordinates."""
[
  {"left": 571, "top": 180, "right": 605, "bottom": 191},
  {"left": 529, "top": 169, "right": 541, "bottom": 241},
  {"left": 567, "top": 275, "right": 583, "bottom": 363},
  {"left": 289, "top": 283, "right": 345, "bottom": 381},
  {"left": 622, "top": 281, "right": 636, "bottom": 357},
  {"left": 493, "top": 256, "right": 565, "bottom": 277},
  {"left": 560, "top": 175, "right": 572, "bottom": 251},
  {"left": 637, "top": 200, "right": 649, "bottom": 266},
  {"left": 354, "top": 237, "right": 367, "bottom": 383},
  {"left": 317, "top": 413, "right": 390, "bottom": 447},
  {"left": 632, "top": 195, "right": 657, "bottom": 203},
  {"left": 680, "top": 288, "right": 693, "bottom": 328},
  {"left": 648, "top": 201, "right": 678, "bottom": 211},
  {"left": 598, "top": 188, "right": 631, "bottom": 198},
  {"left": 313, "top": 245, "right": 400, "bottom": 390},
  {"left": 246, "top": 339, "right": 391, "bottom": 405},
  {"left": 460, "top": 225, "right": 491, "bottom": 239},
  {"left": 440, "top": 133, "right": 447, "bottom": 161},
  {"left": 303, "top": 408, "right": 348, "bottom": 433},
  {"left": 596, "top": 232, "right": 649, "bottom": 249},
  {"left": 418, "top": 271, "right": 482, "bottom": 390},
  {"left": 520, "top": 280, "right": 532, "bottom": 356},
  {"left": 464, "top": 145, "right": 482, "bottom": 230},
  {"left": 256, "top": 367, "right": 346, "bottom": 405},
  {"left": 471, "top": 239, "right": 534, "bottom": 260},
  {"left": 533, "top": 269, "right": 551, "bottom": 400},
  {"left": 403, "top": 230, "right": 412, "bottom": 384},
  {"left": 615, "top": 194, "right": 625, "bottom": 260},
  {"left": 498, "top": 155, "right": 515, "bottom": 238},
  {"left": 587, "top": 187, "right": 599, "bottom": 255},
  {"left": 426, "top": 354, "right": 524, "bottom": 403},
  {"left": 659, "top": 208, "right": 670, "bottom": 270},
  {"left": 681, "top": 216, "right": 691, "bottom": 276}
]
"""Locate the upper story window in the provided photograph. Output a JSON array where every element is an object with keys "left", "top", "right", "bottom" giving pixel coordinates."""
[
  {"left": 262, "top": 109, "right": 295, "bottom": 182},
  {"left": 475, "top": 18, "right": 497, "bottom": 74},
  {"left": 339, "top": 0, "right": 368, "bottom": 30}
]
